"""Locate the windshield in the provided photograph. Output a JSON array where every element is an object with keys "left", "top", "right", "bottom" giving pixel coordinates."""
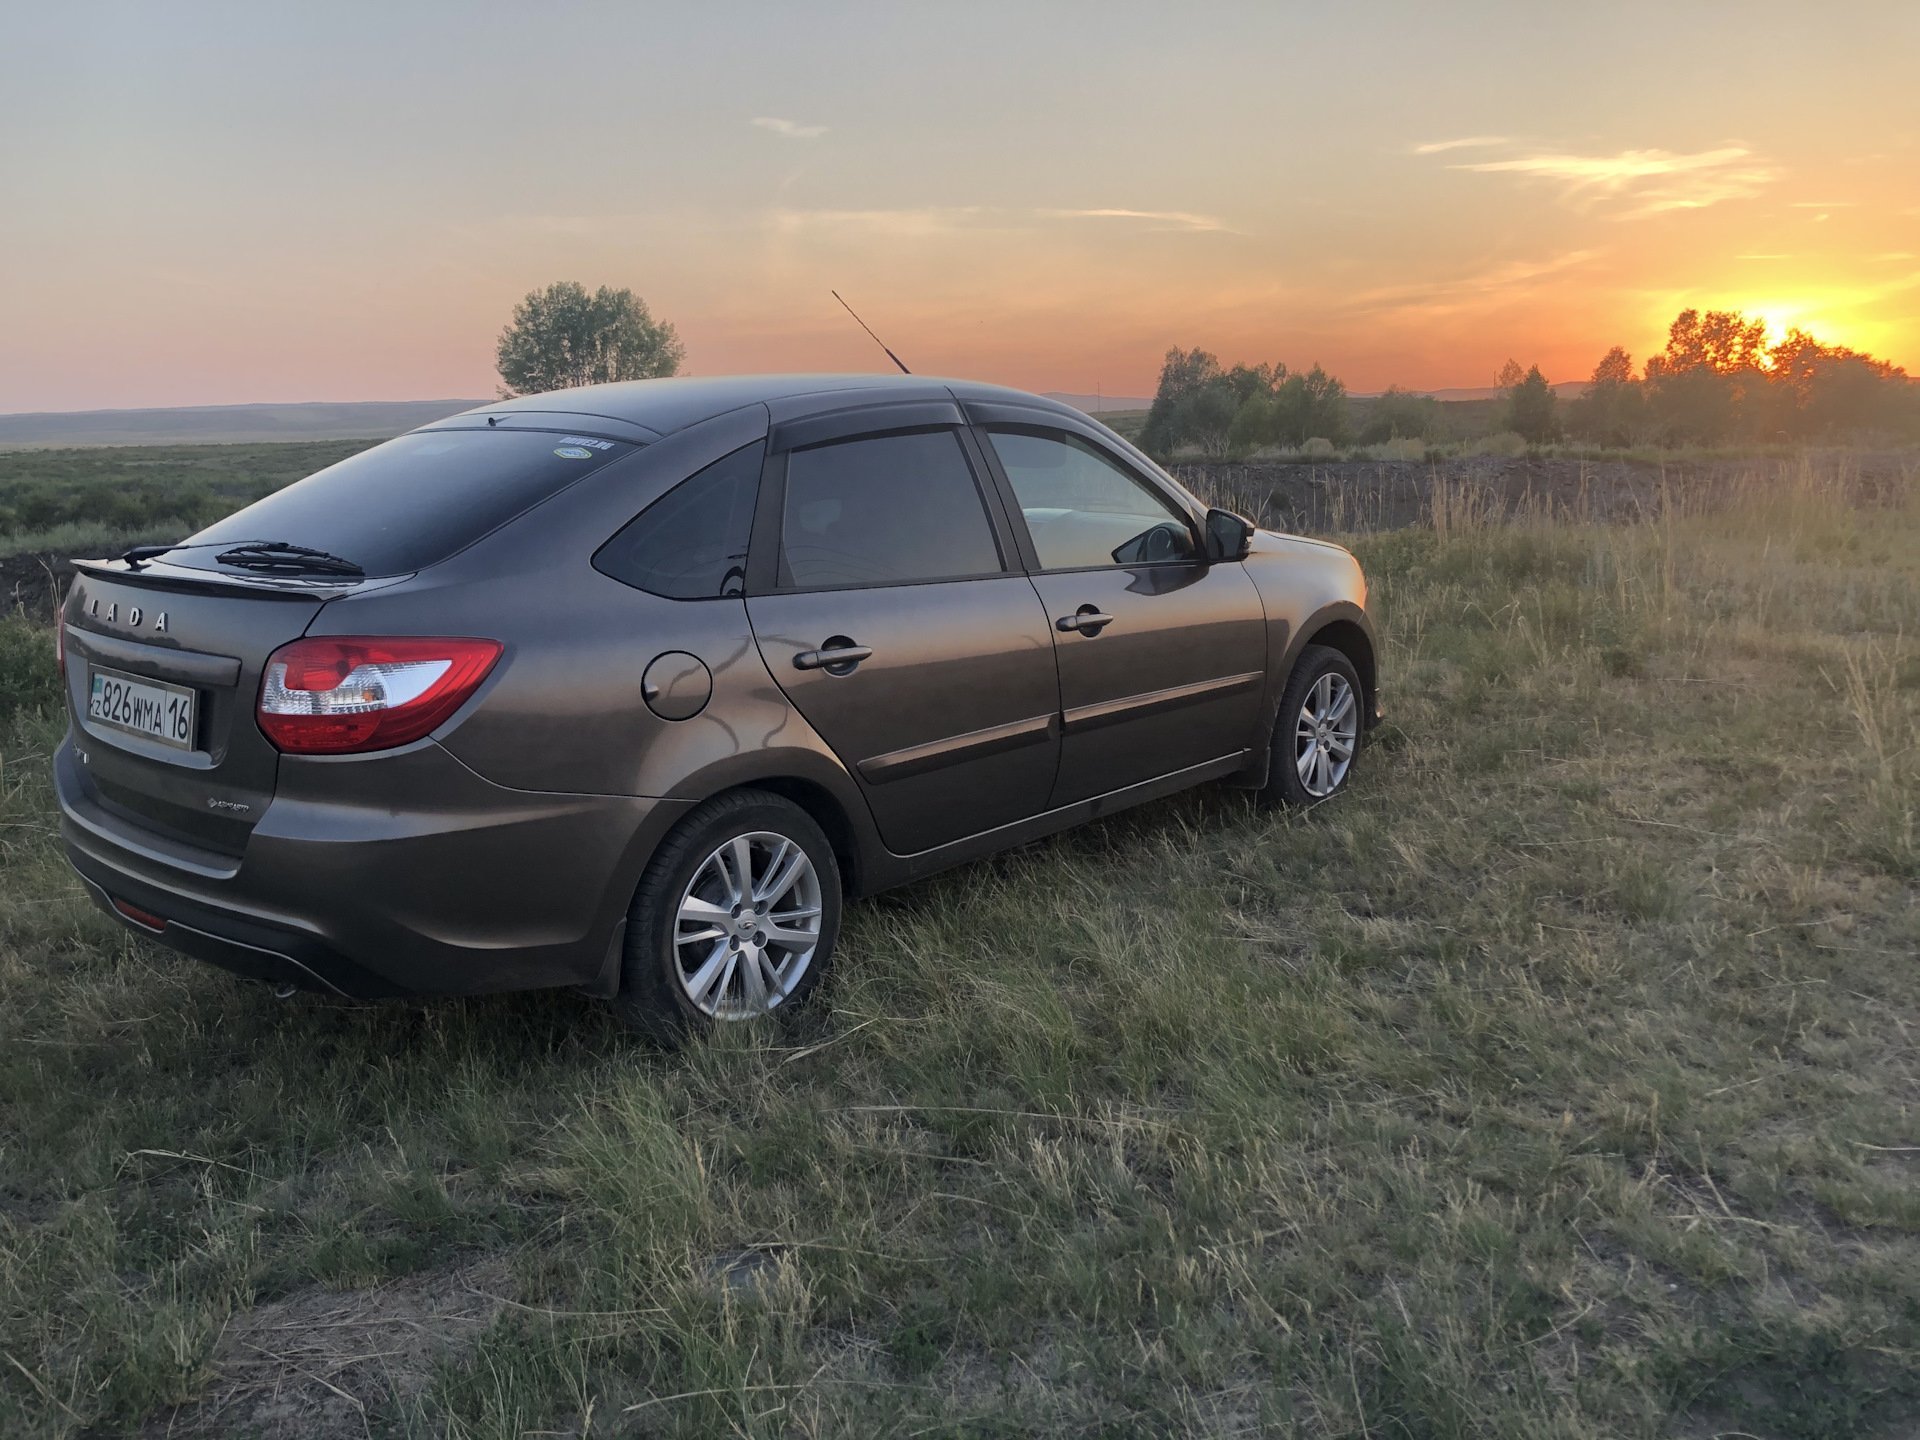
[{"left": 174, "top": 429, "right": 639, "bottom": 577}]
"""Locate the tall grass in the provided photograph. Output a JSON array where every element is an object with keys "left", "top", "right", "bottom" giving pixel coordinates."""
[{"left": 0, "top": 456, "right": 1914, "bottom": 1437}]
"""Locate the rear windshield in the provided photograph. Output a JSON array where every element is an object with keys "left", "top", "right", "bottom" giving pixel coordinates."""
[{"left": 176, "top": 429, "right": 639, "bottom": 576}]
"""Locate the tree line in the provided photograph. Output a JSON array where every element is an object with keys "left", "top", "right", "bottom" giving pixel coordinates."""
[
  {"left": 1137, "top": 311, "right": 1917, "bottom": 458},
  {"left": 1562, "top": 311, "right": 1917, "bottom": 447}
]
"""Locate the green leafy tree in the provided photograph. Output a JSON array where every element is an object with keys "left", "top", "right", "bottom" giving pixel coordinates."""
[
  {"left": 496, "top": 282, "right": 684, "bottom": 398},
  {"left": 1175, "top": 380, "right": 1242, "bottom": 459},
  {"left": 1226, "top": 394, "right": 1277, "bottom": 457},
  {"left": 1358, "top": 386, "right": 1440, "bottom": 444},
  {"left": 1272, "top": 364, "right": 1349, "bottom": 446},
  {"left": 1503, "top": 363, "right": 1557, "bottom": 444},
  {"left": 1140, "top": 347, "right": 1223, "bottom": 455}
]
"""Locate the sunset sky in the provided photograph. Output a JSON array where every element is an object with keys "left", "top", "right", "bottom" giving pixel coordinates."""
[{"left": 3, "top": 0, "right": 1916, "bottom": 413}]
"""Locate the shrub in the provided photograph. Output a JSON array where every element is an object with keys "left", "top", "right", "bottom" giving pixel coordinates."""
[
  {"left": 0, "top": 614, "right": 61, "bottom": 719},
  {"left": 1467, "top": 431, "right": 1529, "bottom": 458}
]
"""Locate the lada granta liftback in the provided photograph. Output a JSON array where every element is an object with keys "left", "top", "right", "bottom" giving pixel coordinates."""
[{"left": 55, "top": 376, "right": 1380, "bottom": 1040}]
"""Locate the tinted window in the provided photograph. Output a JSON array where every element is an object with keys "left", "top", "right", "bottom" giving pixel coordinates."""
[
  {"left": 594, "top": 442, "right": 762, "bottom": 598},
  {"left": 987, "top": 429, "right": 1196, "bottom": 569},
  {"left": 178, "top": 430, "right": 638, "bottom": 577},
  {"left": 778, "top": 430, "right": 1002, "bottom": 588}
]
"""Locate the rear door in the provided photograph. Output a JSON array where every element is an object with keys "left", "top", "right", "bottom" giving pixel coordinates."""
[
  {"left": 974, "top": 421, "right": 1267, "bottom": 808},
  {"left": 745, "top": 409, "right": 1061, "bottom": 856}
]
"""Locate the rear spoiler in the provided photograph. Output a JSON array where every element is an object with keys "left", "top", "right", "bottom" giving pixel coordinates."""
[{"left": 68, "top": 556, "right": 412, "bottom": 602}]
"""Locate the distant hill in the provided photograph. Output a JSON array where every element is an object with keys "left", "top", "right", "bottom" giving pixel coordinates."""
[{"left": 0, "top": 399, "right": 489, "bottom": 449}]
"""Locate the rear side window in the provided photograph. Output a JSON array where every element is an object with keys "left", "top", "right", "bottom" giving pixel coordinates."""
[
  {"left": 177, "top": 430, "right": 638, "bottom": 577},
  {"left": 778, "top": 429, "right": 1002, "bottom": 589},
  {"left": 594, "top": 442, "right": 762, "bottom": 599}
]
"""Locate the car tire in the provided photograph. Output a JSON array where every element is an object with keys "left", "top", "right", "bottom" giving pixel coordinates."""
[
  {"left": 1257, "top": 645, "right": 1365, "bottom": 808},
  {"left": 612, "top": 789, "right": 842, "bottom": 1043}
]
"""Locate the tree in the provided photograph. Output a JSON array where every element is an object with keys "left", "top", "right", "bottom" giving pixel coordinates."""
[
  {"left": 1227, "top": 393, "right": 1277, "bottom": 457},
  {"left": 1175, "top": 381, "right": 1241, "bottom": 459},
  {"left": 1591, "top": 346, "right": 1634, "bottom": 387},
  {"left": 1140, "top": 348, "right": 1349, "bottom": 455},
  {"left": 1566, "top": 347, "right": 1646, "bottom": 447},
  {"left": 1271, "top": 364, "right": 1348, "bottom": 446},
  {"left": 1140, "top": 347, "right": 1223, "bottom": 454},
  {"left": 1504, "top": 363, "right": 1557, "bottom": 444},
  {"left": 1358, "top": 385, "right": 1440, "bottom": 444},
  {"left": 495, "top": 282, "right": 684, "bottom": 397}
]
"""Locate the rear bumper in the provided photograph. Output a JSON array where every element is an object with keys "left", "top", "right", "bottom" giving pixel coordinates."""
[{"left": 55, "top": 733, "right": 690, "bottom": 1000}]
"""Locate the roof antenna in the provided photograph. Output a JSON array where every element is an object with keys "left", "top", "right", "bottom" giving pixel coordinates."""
[{"left": 832, "top": 290, "right": 912, "bottom": 374}]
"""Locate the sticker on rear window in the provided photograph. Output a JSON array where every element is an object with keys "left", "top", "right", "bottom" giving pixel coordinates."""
[
  {"left": 553, "top": 445, "right": 594, "bottom": 460},
  {"left": 558, "top": 435, "right": 616, "bottom": 450}
]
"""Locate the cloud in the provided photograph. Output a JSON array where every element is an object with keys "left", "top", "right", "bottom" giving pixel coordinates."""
[
  {"left": 1440, "top": 144, "right": 1775, "bottom": 218},
  {"left": 752, "top": 116, "right": 827, "bottom": 140},
  {"left": 1790, "top": 200, "right": 1855, "bottom": 208},
  {"left": 1341, "top": 249, "right": 1605, "bottom": 321},
  {"left": 1411, "top": 136, "right": 1510, "bottom": 155},
  {"left": 766, "top": 206, "right": 1234, "bottom": 238},
  {"left": 1040, "top": 207, "right": 1230, "bottom": 233},
  {"left": 769, "top": 206, "right": 989, "bottom": 238}
]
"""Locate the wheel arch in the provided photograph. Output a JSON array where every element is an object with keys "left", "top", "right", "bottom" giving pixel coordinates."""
[
  {"left": 1234, "top": 601, "right": 1380, "bottom": 790},
  {"left": 1296, "top": 611, "right": 1378, "bottom": 724},
  {"left": 657, "top": 745, "right": 881, "bottom": 900},
  {"left": 740, "top": 774, "right": 867, "bottom": 898}
]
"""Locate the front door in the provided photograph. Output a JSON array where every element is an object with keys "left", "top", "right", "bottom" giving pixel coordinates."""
[
  {"left": 978, "top": 424, "right": 1267, "bottom": 808},
  {"left": 746, "top": 423, "right": 1061, "bottom": 856}
]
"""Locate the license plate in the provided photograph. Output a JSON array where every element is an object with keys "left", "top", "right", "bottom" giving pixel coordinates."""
[{"left": 87, "top": 667, "right": 198, "bottom": 751}]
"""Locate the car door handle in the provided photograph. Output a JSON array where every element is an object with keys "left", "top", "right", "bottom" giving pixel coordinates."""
[
  {"left": 793, "top": 641, "right": 874, "bottom": 673},
  {"left": 1056, "top": 607, "right": 1115, "bottom": 636}
]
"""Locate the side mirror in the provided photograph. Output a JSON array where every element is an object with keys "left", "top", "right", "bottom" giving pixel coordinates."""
[{"left": 1204, "top": 508, "right": 1255, "bottom": 562}]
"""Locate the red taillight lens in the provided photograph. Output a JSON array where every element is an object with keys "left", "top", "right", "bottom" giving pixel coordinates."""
[{"left": 257, "top": 636, "right": 503, "bottom": 755}]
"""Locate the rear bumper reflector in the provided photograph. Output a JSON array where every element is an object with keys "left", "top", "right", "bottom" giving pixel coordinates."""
[{"left": 109, "top": 896, "right": 168, "bottom": 932}]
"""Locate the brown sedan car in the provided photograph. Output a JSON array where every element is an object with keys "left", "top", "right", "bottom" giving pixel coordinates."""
[{"left": 54, "top": 375, "right": 1379, "bottom": 1038}]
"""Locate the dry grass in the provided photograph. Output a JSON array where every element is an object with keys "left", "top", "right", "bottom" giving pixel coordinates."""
[{"left": 0, "top": 454, "right": 1915, "bottom": 1436}]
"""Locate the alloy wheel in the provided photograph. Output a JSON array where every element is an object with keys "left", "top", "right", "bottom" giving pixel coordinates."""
[
  {"left": 672, "top": 830, "right": 823, "bottom": 1019},
  {"left": 1294, "top": 672, "right": 1358, "bottom": 798}
]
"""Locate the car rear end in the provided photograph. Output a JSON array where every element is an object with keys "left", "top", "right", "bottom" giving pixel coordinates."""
[{"left": 54, "top": 423, "right": 672, "bottom": 998}]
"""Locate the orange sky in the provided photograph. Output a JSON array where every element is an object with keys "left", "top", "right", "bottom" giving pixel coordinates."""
[{"left": 1, "top": 1, "right": 1915, "bottom": 412}]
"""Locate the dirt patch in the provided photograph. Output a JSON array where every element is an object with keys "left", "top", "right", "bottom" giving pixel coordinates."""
[{"left": 145, "top": 1257, "right": 511, "bottom": 1440}]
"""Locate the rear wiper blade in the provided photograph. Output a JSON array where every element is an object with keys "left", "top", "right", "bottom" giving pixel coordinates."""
[
  {"left": 115, "top": 536, "right": 364, "bottom": 577},
  {"left": 213, "top": 542, "right": 365, "bottom": 577}
]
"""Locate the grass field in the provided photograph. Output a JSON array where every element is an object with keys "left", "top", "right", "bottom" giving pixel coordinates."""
[
  {"left": 0, "top": 455, "right": 1915, "bottom": 1437},
  {"left": 0, "top": 441, "right": 377, "bottom": 566}
]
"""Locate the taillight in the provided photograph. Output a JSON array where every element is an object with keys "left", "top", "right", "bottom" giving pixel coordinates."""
[
  {"left": 56, "top": 619, "right": 66, "bottom": 677},
  {"left": 257, "top": 636, "right": 503, "bottom": 755}
]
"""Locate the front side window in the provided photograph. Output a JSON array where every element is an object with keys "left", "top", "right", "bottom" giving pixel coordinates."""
[
  {"left": 986, "top": 429, "right": 1196, "bottom": 570},
  {"left": 594, "top": 441, "right": 762, "bottom": 598},
  {"left": 778, "top": 429, "right": 1003, "bottom": 589}
]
